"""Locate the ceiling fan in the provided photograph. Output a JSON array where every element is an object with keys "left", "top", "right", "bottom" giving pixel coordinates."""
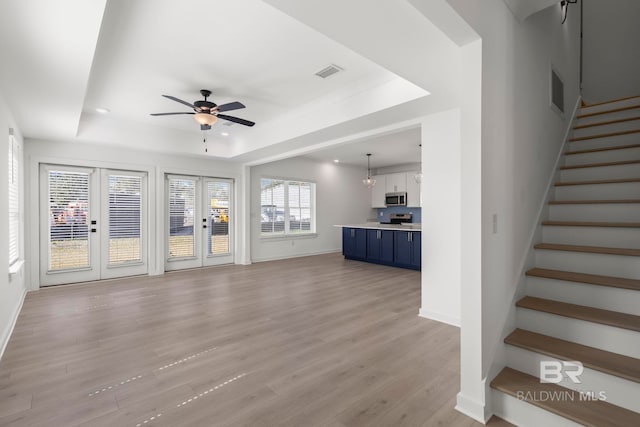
[{"left": 150, "top": 89, "right": 255, "bottom": 130}]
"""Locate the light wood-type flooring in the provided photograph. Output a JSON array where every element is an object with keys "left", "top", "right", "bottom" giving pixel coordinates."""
[{"left": 0, "top": 253, "right": 510, "bottom": 427}]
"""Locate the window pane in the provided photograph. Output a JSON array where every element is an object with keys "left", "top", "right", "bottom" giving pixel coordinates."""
[
  {"left": 207, "top": 181, "right": 230, "bottom": 255},
  {"left": 168, "top": 178, "right": 196, "bottom": 258},
  {"left": 48, "top": 171, "right": 90, "bottom": 271},
  {"left": 108, "top": 175, "right": 142, "bottom": 265},
  {"left": 8, "top": 136, "right": 19, "bottom": 265},
  {"left": 260, "top": 178, "right": 285, "bottom": 234}
]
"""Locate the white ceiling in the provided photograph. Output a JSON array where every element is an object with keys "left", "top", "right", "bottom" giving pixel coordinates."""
[{"left": 0, "top": 0, "right": 468, "bottom": 166}]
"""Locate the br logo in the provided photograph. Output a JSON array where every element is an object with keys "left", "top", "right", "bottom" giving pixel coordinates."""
[{"left": 540, "top": 361, "right": 584, "bottom": 384}]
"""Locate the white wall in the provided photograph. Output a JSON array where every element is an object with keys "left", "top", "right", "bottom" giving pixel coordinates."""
[
  {"left": 582, "top": 0, "right": 640, "bottom": 102},
  {"left": 250, "top": 157, "right": 374, "bottom": 262},
  {"left": 0, "top": 93, "right": 27, "bottom": 359},
  {"left": 419, "top": 109, "right": 461, "bottom": 327},
  {"left": 23, "top": 139, "right": 245, "bottom": 290},
  {"left": 446, "top": 0, "right": 581, "bottom": 421}
]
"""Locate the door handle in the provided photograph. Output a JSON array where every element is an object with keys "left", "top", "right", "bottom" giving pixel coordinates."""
[
  {"left": 377, "top": 230, "right": 381, "bottom": 239},
  {"left": 408, "top": 232, "right": 412, "bottom": 242},
  {"left": 91, "top": 228, "right": 97, "bottom": 233}
]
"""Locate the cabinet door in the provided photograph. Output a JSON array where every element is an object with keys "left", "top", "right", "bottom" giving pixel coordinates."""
[
  {"left": 406, "top": 171, "right": 421, "bottom": 207},
  {"left": 411, "top": 232, "right": 421, "bottom": 269},
  {"left": 394, "top": 231, "right": 412, "bottom": 266},
  {"left": 342, "top": 228, "right": 355, "bottom": 257},
  {"left": 371, "top": 175, "right": 386, "bottom": 208},
  {"left": 386, "top": 173, "right": 407, "bottom": 193},
  {"left": 380, "top": 230, "right": 394, "bottom": 263},
  {"left": 366, "top": 229, "right": 381, "bottom": 261},
  {"left": 354, "top": 228, "right": 367, "bottom": 259}
]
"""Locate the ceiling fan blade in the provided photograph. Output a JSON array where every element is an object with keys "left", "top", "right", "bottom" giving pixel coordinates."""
[
  {"left": 216, "top": 114, "right": 255, "bottom": 127},
  {"left": 216, "top": 101, "right": 245, "bottom": 113},
  {"left": 150, "top": 112, "right": 195, "bottom": 116},
  {"left": 162, "top": 94, "right": 195, "bottom": 109}
]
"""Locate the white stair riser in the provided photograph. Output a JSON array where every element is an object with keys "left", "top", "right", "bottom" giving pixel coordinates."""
[
  {"left": 535, "top": 250, "right": 640, "bottom": 279},
  {"left": 526, "top": 277, "right": 640, "bottom": 315},
  {"left": 564, "top": 147, "right": 640, "bottom": 166},
  {"left": 505, "top": 346, "right": 640, "bottom": 413},
  {"left": 560, "top": 163, "right": 640, "bottom": 181},
  {"left": 579, "top": 98, "right": 640, "bottom": 115},
  {"left": 555, "top": 182, "right": 640, "bottom": 200},
  {"left": 572, "top": 119, "right": 640, "bottom": 138},
  {"left": 517, "top": 308, "right": 640, "bottom": 358},
  {"left": 576, "top": 107, "right": 640, "bottom": 126},
  {"left": 548, "top": 204, "right": 640, "bottom": 222},
  {"left": 567, "top": 133, "right": 640, "bottom": 151},
  {"left": 491, "top": 390, "right": 582, "bottom": 427},
  {"left": 542, "top": 225, "right": 640, "bottom": 248}
]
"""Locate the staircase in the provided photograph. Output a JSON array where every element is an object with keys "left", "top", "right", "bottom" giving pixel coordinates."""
[{"left": 490, "top": 96, "right": 640, "bottom": 426}]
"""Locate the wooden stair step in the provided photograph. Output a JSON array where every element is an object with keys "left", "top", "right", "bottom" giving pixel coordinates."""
[
  {"left": 574, "top": 116, "right": 640, "bottom": 130},
  {"left": 566, "top": 143, "right": 640, "bottom": 155},
  {"left": 490, "top": 367, "right": 640, "bottom": 427},
  {"left": 516, "top": 296, "right": 640, "bottom": 332},
  {"left": 581, "top": 95, "right": 640, "bottom": 109},
  {"left": 542, "top": 220, "right": 640, "bottom": 228},
  {"left": 534, "top": 243, "right": 640, "bottom": 257},
  {"left": 560, "top": 159, "right": 640, "bottom": 170},
  {"left": 555, "top": 177, "right": 640, "bottom": 186},
  {"left": 505, "top": 329, "right": 640, "bottom": 383},
  {"left": 549, "top": 199, "right": 640, "bottom": 205},
  {"left": 570, "top": 128, "right": 640, "bottom": 142},
  {"left": 577, "top": 104, "right": 640, "bottom": 119},
  {"left": 526, "top": 267, "right": 640, "bottom": 291}
]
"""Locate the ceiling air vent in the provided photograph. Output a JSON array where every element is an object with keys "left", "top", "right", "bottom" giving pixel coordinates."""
[{"left": 315, "top": 64, "right": 343, "bottom": 79}]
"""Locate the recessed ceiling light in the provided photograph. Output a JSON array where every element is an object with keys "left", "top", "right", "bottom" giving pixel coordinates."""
[
  {"left": 95, "top": 107, "right": 110, "bottom": 114},
  {"left": 221, "top": 132, "right": 229, "bottom": 136},
  {"left": 333, "top": 159, "right": 340, "bottom": 163}
]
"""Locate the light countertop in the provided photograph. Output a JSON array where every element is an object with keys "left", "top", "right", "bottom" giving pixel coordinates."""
[{"left": 334, "top": 223, "right": 421, "bottom": 231}]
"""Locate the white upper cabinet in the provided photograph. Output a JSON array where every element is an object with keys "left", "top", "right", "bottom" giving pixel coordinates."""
[
  {"left": 385, "top": 173, "right": 407, "bottom": 193},
  {"left": 406, "top": 172, "right": 421, "bottom": 207},
  {"left": 371, "top": 175, "right": 386, "bottom": 208}
]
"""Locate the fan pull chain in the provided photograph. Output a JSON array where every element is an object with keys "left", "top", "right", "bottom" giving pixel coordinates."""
[{"left": 202, "top": 133, "right": 208, "bottom": 153}]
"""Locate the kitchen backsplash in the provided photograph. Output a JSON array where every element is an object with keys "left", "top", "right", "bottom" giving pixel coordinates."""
[{"left": 377, "top": 206, "right": 421, "bottom": 223}]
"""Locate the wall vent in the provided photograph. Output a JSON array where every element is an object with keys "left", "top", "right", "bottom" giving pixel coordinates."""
[
  {"left": 550, "top": 66, "right": 565, "bottom": 114},
  {"left": 315, "top": 64, "right": 343, "bottom": 79}
]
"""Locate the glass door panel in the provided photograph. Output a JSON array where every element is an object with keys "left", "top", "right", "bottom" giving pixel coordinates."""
[
  {"left": 203, "top": 178, "right": 233, "bottom": 266},
  {"left": 166, "top": 176, "right": 201, "bottom": 270}
]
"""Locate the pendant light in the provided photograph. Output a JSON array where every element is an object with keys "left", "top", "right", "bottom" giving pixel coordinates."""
[
  {"left": 414, "top": 144, "right": 423, "bottom": 184},
  {"left": 362, "top": 153, "right": 376, "bottom": 188}
]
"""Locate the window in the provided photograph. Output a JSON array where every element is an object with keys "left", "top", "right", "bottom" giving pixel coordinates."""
[
  {"left": 260, "top": 178, "right": 315, "bottom": 235},
  {"left": 8, "top": 132, "right": 19, "bottom": 267}
]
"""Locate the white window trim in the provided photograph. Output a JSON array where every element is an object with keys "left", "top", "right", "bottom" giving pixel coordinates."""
[{"left": 260, "top": 177, "right": 316, "bottom": 237}]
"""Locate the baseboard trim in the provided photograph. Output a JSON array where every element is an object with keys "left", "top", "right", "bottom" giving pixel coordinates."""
[
  {"left": 456, "top": 391, "right": 492, "bottom": 424},
  {"left": 251, "top": 249, "right": 341, "bottom": 263},
  {"left": 0, "top": 288, "right": 27, "bottom": 362},
  {"left": 419, "top": 308, "right": 460, "bottom": 327}
]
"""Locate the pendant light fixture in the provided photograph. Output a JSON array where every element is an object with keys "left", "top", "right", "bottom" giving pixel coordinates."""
[
  {"left": 362, "top": 153, "right": 376, "bottom": 188},
  {"left": 414, "top": 144, "right": 423, "bottom": 184}
]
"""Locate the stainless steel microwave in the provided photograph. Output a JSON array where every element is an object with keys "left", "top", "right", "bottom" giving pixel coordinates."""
[{"left": 385, "top": 192, "right": 407, "bottom": 207}]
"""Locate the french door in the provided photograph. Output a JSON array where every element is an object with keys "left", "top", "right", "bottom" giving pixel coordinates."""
[
  {"left": 39, "top": 165, "right": 148, "bottom": 286},
  {"left": 165, "top": 175, "right": 233, "bottom": 271}
]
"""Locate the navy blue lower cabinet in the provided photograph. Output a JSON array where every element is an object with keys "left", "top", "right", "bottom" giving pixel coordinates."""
[
  {"left": 394, "top": 231, "right": 421, "bottom": 270},
  {"left": 342, "top": 227, "right": 367, "bottom": 260},
  {"left": 366, "top": 229, "right": 395, "bottom": 264}
]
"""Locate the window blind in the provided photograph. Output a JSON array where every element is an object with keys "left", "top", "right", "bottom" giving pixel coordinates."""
[
  {"left": 168, "top": 178, "right": 196, "bottom": 258},
  {"left": 260, "top": 178, "right": 314, "bottom": 235},
  {"left": 48, "top": 170, "right": 90, "bottom": 271},
  {"left": 8, "top": 135, "right": 19, "bottom": 266},
  {"left": 207, "top": 181, "right": 231, "bottom": 255},
  {"left": 108, "top": 174, "right": 142, "bottom": 265}
]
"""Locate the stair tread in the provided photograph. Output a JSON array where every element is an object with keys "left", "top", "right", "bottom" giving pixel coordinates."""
[
  {"left": 490, "top": 367, "right": 640, "bottom": 427},
  {"left": 574, "top": 115, "right": 640, "bottom": 130},
  {"left": 549, "top": 199, "right": 640, "bottom": 204},
  {"left": 560, "top": 159, "right": 640, "bottom": 170},
  {"left": 566, "top": 143, "right": 640, "bottom": 155},
  {"left": 570, "top": 128, "right": 640, "bottom": 142},
  {"left": 555, "top": 177, "right": 640, "bottom": 186},
  {"left": 577, "top": 104, "right": 640, "bottom": 119},
  {"left": 516, "top": 296, "right": 640, "bottom": 332},
  {"left": 526, "top": 268, "right": 640, "bottom": 291},
  {"left": 580, "top": 95, "right": 640, "bottom": 109},
  {"left": 534, "top": 243, "right": 640, "bottom": 257},
  {"left": 505, "top": 329, "right": 640, "bottom": 383},
  {"left": 542, "top": 220, "right": 640, "bottom": 228}
]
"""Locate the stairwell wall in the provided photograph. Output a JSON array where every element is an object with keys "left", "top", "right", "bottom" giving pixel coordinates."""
[{"left": 445, "top": 0, "right": 581, "bottom": 420}]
